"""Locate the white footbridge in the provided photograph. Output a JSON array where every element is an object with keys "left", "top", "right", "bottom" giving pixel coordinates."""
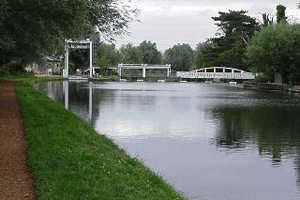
[{"left": 177, "top": 67, "right": 255, "bottom": 80}]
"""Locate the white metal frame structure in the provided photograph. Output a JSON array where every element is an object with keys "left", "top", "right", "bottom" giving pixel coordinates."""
[
  {"left": 64, "top": 39, "right": 93, "bottom": 78},
  {"left": 177, "top": 67, "right": 255, "bottom": 80},
  {"left": 118, "top": 64, "right": 171, "bottom": 78}
]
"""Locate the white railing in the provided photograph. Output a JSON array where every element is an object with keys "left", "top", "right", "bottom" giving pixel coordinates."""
[
  {"left": 118, "top": 64, "right": 171, "bottom": 78},
  {"left": 177, "top": 67, "right": 255, "bottom": 80}
]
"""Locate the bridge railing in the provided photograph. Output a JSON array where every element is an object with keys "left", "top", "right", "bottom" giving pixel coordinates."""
[
  {"left": 177, "top": 71, "right": 255, "bottom": 80},
  {"left": 118, "top": 64, "right": 171, "bottom": 78}
]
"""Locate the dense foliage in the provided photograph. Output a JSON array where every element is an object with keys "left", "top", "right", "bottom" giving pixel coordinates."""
[
  {"left": 212, "top": 10, "right": 258, "bottom": 69},
  {"left": 138, "top": 41, "right": 162, "bottom": 64},
  {"left": 119, "top": 41, "right": 162, "bottom": 64},
  {"left": 164, "top": 43, "right": 194, "bottom": 71},
  {"left": 0, "top": 0, "right": 137, "bottom": 72},
  {"left": 119, "top": 43, "right": 142, "bottom": 64},
  {"left": 195, "top": 10, "right": 258, "bottom": 70},
  {"left": 276, "top": 4, "right": 287, "bottom": 23},
  {"left": 246, "top": 22, "right": 300, "bottom": 85},
  {"left": 96, "top": 42, "right": 120, "bottom": 74}
]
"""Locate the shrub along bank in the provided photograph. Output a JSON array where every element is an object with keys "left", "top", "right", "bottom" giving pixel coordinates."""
[{"left": 16, "top": 81, "right": 187, "bottom": 200}]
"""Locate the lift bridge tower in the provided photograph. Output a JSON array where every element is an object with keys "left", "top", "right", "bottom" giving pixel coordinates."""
[{"left": 64, "top": 35, "right": 99, "bottom": 78}]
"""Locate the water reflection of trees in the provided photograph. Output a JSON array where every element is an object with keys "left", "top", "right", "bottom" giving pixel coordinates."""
[{"left": 210, "top": 106, "right": 300, "bottom": 186}]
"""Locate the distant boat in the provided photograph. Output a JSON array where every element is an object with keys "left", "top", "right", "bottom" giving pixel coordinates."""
[
  {"left": 157, "top": 80, "right": 165, "bottom": 83},
  {"left": 120, "top": 79, "right": 127, "bottom": 82},
  {"left": 205, "top": 80, "right": 213, "bottom": 84},
  {"left": 180, "top": 80, "right": 187, "bottom": 83},
  {"left": 229, "top": 81, "right": 237, "bottom": 86},
  {"left": 137, "top": 79, "right": 144, "bottom": 82}
]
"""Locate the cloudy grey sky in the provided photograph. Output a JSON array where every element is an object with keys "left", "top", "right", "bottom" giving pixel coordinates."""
[{"left": 114, "top": 0, "right": 300, "bottom": 52}]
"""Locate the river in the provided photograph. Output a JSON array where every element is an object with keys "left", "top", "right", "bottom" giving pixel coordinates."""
[{"left": 35, "top": 80, "right": 300, "bottom": 200}]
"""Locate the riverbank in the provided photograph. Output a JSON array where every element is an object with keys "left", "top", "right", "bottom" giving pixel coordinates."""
[
  {"left": 15, "top": 79, "right": 187, "bottom": 199},
  {"left": 242, "top": 81, "right": 300, "bottom": 93}
]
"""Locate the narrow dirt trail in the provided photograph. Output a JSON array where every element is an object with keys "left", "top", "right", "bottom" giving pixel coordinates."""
[{"left": 0, "top": 81, "right": 35, "bottom": 200}]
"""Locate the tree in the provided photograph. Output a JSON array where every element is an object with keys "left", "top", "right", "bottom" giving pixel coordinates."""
[
  {"left": 246, "top": 22, "right": 300, "bottom": 85},
  {"left": 119, "top": 43, "right": 142, "bottom": 64},
  {"left": 138, "top": 41, "right": 162, "bottom": 64},
  {"left": 218, "top": 40, "right": 249, "bottom": 70},
  {"left": 212, "top": 10, "right": 258, "bottom": 46},
  {"left": 276, "top": 4, "right": 287, "bottom": 23},
  {"left": 195, "top": 41, "right": 219, "bottom": 68},
  {"left": 208, "top": 10, "right": 259, "bottom": 70},
  {"left": 0, "top": 0, "right": 137, "bottom": 71},
  {"left": 261, "top": 13, "right": 274, "bottom": 27},
  {"left": 69, "top": 49, "right": 89, "bottom": 74},
  {"left": 164, "top": 44, "right": 194, "bottom": 71},
  {"left": 96, "top": 42, "right": 120, "bottom": 75}
]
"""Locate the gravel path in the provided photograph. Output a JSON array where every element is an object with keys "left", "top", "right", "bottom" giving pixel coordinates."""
[{"left": 0, "top": 81, "right": 35, "bottom": 199}]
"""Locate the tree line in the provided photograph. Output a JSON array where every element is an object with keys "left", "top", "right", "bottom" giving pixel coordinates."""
[
  {"left": 95, "top": 3, "right": 300, "bottom": 85},
  {"left": 1, "top": 1, "right": 300, "bottom": 85},
  {"left": 93, "top": 41, "right": 195, "bottom": 72}
]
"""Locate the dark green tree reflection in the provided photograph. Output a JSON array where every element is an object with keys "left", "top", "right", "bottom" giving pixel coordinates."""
[{"left": 210, "top": 105, "right": 300, "bottom": 186}]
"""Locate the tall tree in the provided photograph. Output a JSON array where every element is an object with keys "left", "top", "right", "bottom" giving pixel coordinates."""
[
  {"left": 246, "top": 22, "right": 300, "bottom": 85},
  {"left": 276, "top": 4, "right": 287, "bottom": 23},
  {"left": 212, "top": 10, "right": 258, "bottom": 46},
  {"left": 164, "top": 44, "right": 194, "bottom": 71},
  {"left": 261, "top": 13, "right": 274, "bottom": 27},
  {"left": 209, "top": 10, "right": 259, "bottom": 70},
  {"left": 138, "top": 41, "right": 162, "bottom": 64},
  {"left": 195, "top": 41, "right": 219, "bottom": 68},
  {"left": 119, "top": 43, "right": 142, "bottom": 64},
  {"left": 96, "top": 42, "right": 120, "bottom": 74},
  {"left": 0, "top": 0, "right": 137, "bottom": 71}
]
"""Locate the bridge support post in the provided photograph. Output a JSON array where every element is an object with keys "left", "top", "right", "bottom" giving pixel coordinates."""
[
  {"left": 118, "top": 63, "right": 122, "bottom": 78},
  {"left": 64, "top": 46, "right": 69, "bottom": 78},
  {"left": 89, "top": 40, "right": 93, "bottom": 78},
  {"left": 142, "top": 64, "right": 146, "bottom": 78},
  {"left": 166, "top": 64, "right": 171, "bottom": 76}
]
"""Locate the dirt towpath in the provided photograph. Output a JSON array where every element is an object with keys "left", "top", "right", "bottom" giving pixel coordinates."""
[{"left": 0, "top": 81, "right": 35, "bottom": 199}]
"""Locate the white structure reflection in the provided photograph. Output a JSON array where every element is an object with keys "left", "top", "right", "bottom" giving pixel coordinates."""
[
  {"left": 63, "top": 81, "right": 69, "bottom": 110},
  {"left": 89, "top": 81, "right": 93, "bottom": 123},
  {"left": 63, "top": 80, "right": 93, "bottom": 123}
]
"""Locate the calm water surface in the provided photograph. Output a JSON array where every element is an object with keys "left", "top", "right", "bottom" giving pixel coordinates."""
[{"left": 35, "top": 81, "right": 300, "bottom": 200}]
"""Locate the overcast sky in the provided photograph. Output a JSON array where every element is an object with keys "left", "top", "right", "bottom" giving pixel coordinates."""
[{"left": 114, "top": 0, "right": 300, "bottom": 52}]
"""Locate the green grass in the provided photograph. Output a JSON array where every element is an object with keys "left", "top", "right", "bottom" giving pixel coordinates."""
[
  {"left": 22, "top": 75, "right": 63, "bottom": 85},
  {"left": 0, "top": 71, "right": 35, "bottom": 81},
  {"left": 0, "top": 72, "right": 63, "bottom": 83},
  {"left": 16, "top": 82, "right": 187, "bottom": 200}
]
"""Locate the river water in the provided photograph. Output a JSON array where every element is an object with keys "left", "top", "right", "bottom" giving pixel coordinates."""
[{"left": 35, "top": 81, "right": 300, "bottom": 200}]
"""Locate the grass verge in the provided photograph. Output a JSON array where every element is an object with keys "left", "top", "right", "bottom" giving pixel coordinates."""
[
  {"left": 15, "top": 81, "right": 187, "bottom": 200},
  {"left": 0, "top": 72, "right": 35, "bottom": 81}
]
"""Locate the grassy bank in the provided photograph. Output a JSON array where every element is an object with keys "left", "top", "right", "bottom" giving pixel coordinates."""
[
  {"left": 0, "top": 72, "right": 63, "bottom": 83},
  {"left": 16, "top": 81, "right": 187, "bottom": 200},
  {"left": 0, "top": 72, "right": 35, "bottom": 81}
]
